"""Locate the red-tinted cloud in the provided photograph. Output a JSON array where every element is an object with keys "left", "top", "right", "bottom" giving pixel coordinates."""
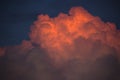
[{"left": 30, "top": 7, "right": 120, "bottom": 67}]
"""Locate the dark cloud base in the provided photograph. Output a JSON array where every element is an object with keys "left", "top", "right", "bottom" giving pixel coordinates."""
[
  {"left": 0, "top": 41, "right": 120, "bottom": 80},
  {"left": 0, "top": 47, "right": 64, "bottom": 80}
]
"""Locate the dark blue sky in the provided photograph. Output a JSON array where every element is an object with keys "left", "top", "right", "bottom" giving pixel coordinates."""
[{"left": 0, "top": 0, "right": 120, "bottom": 46}]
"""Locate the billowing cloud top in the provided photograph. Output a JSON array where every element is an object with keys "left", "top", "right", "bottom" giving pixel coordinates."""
[{"left": 30, "top": 7, "right": 120, "bottom": 67}]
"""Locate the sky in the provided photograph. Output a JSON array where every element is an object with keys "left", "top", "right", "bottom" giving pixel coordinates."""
[
  {"left": 0, "top": 0, "right": 120, "bottom": 80},
  {"left": 0, "top": 0, "right": 120, "bottom": 46}
]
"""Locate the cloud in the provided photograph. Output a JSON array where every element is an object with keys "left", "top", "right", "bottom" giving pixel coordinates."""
[
  {"left": 61, "top": 37, "right": 120, "bottom": 80},
  {"left": 30, "top": 7, "right": 120, "bottom": 66},
  {"left": 0, "top": 7, "right": 120, "bottom": 80},
  {"left": 0, "top": 40, "right": 64, "bottom": 80}
]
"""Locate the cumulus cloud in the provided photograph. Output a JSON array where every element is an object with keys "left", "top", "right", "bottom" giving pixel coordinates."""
[
  {"left": 30, "top": 7, "right": 120, "bottom": 66},
  {"left": 0, "top": 7, "right": 120, "bottom": 80}
]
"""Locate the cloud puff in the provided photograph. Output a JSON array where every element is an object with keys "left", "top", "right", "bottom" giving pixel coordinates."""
[{"left": 30, "top": 7, "right": 120, "bottom": 67}]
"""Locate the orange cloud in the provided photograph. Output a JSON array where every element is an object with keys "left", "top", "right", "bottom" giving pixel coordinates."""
[{"left": 30, "top": 7, "right": 120, "bottom": 67}]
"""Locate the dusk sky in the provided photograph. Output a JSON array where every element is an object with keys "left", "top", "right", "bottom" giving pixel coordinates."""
[
  {"left": 0, "top": 0, "right": 120, "bottom": 46},
  {"left": 0, "top": 0, "right": 120, "bottom": 80}
]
